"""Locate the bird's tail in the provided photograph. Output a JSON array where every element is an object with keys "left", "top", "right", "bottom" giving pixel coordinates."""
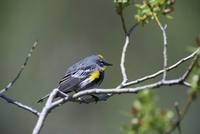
[{"left": 37, "top": 94, "right": 50, "bottom": 103}]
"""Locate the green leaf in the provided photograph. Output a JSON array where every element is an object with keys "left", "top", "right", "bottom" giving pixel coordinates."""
[{"left": 165, "top": 15, "right": 173, "bottom": 19}]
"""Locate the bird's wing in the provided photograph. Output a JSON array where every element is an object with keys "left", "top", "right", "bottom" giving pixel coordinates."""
[{"left": 58, "top": 65, "right": 96, "bottom": 93}]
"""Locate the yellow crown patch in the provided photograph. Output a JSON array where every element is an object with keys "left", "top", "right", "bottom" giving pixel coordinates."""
[{"left": 98, "top": 54, "right": 103, "bottom": 59}]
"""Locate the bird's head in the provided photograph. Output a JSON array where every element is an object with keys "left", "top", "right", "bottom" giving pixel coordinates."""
[{"left": 87, "top": 54, "right": 112, "bottom": 71}]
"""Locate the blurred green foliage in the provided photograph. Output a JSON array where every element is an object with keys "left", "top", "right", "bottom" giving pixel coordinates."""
[
  {"left": 189, "top": 56, "right": 200, "bottom": 95},
  {"left": 124, "top": 90, "right": 174, "bottom": 134},
  {"left": 135, "top": 0, "right": 175, "bottom": 24}
]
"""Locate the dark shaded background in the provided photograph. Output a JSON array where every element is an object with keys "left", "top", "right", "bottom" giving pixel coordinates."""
[{"left": 0, "top": 0, "right": 199, "bottom": 134}]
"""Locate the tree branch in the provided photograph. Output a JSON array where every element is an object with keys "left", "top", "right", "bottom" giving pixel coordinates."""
[
  {"left": 118, "top": 22, "right": 140, "bottom": 87},
  {"left": 154, "top": 15, "right": 168, "bottom": 80},
  {"left": 52, "top": 75, "right": 192, "bottom": 108},
  {"left": 123, "top": 48, "right": 200, "bottom": 87},
  {"left": 32, "top": 70, "right": 197, "bottom": 134},
  {"left": 0, "top": 41, "right": 38, "bottom": 94},
  {"left": 119, "top": 8, "right": 127, "bottom": 35},
  {"left": 120, "top": 36, "right": 129, "bottom": 85},
  {"left": 0, "top": 94, "right": 39, "bottom": 117},
  {"left": 0, "top": 41, "right": 40, "bottom": 117},
  {"left": 32, "top": 88, "right": 59, "bottom": 134}
]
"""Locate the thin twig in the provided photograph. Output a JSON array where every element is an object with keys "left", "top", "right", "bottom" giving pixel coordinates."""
[
  {"left": 118, "top": 9, "right": 128, "bottom": 86},
  {"left": 0, "top": 94, "right": 40, "bottom": 116},
  {"left": 166, "top": 94, "right": 195, "bottom": 134},
  {"left": 124, "top": 48, "right": 200, "bottom": 87},
  {"left": 182, "top": 81, "right": 191, "bottom": 87},
  {"left": 119, "top": 10, "right": 127, "bottom": 35},
  {"left": 117, "top": 23, "right": 139, "bottom": 88},
  {"left": 0, "top": 41, "right": 38, "bottom": 94},
  {"left": 148, "top": 1, "right": 168, "bottom": 81},
  {"left": 127, "top": 22, "right": 139, "bottom": 36},
  {"left": 154, "top": 15, "right": 168, "bottom": 80},
  {"left": 174, "top": 102, "right": 182, "bottom": 134},
  {"left": 162, "top": 24, "right": 168, "bottom": 80},
  {"left": 180, "top": 95, "right": 194, "bottom": 118},
  {"left": 181, "top": 55, "right": 199, "bottom": 80},
  {"left": 118, "top": 5, "right": 139, "bottom": 86},
  {"left": 120, "top": 36, "right": 129, "bottom": 85}
]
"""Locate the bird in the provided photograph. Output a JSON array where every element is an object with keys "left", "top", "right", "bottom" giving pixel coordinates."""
[{"left": 37, "top": 54, "right": 112, "bottom": 103}]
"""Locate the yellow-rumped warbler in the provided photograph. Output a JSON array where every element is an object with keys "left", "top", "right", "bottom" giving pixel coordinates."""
[{"left": 37, "top": 54, "right": 112, "bottom": 103}]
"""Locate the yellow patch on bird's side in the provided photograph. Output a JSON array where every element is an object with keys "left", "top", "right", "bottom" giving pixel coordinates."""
[{"left": 89, "top": 69, "right": 100, "bottom": 80}]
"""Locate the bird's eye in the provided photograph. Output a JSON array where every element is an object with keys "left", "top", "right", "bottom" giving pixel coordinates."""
[{"left": 99, "top": 60, "right": 104, "bottom": 65}]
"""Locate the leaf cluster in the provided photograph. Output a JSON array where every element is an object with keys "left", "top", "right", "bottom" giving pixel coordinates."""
[
  {"left": 135, "top": 0, "right": 176, "bottom": 24},
  {"left": 114, "top": 0, "right": 176, "bottom": 25},
  {"left": 124, "top": 90, "right": 174, "bottom": 134}
]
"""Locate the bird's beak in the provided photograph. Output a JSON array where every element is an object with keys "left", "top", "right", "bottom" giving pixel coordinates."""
[{"left": 103, "top": 60, "right": 112, "bottom": 66}]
